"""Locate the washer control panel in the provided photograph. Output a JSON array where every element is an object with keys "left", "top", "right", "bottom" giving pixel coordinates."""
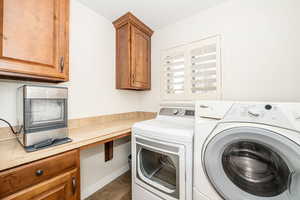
[
  {"left": 225, "top": 103, "right": 294, "bottom": 129},
  {"left": 197, "top": 101, "right": 233, "bottom": 119},
  {"left": 159, "top": 107, "right": 195, "bottom": 117}
]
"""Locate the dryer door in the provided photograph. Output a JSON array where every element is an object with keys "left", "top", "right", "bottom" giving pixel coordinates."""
[
  {"left": 135, "top": 136, "right": 185, "bottom": 200},
  {"left": 203, "top": 126, "right": 300, "bottom": 200}
]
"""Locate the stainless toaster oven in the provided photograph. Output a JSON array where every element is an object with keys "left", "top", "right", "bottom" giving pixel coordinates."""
[{"left": 17, "top": 85, "right": 71, "bottom": 152}]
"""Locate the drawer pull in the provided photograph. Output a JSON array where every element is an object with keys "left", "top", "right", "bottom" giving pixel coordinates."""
[
  {"left": 72, "top": 177, "right": 77, "bottom": 194},
  {"left": 35, "top": 169, "right": 44, "bottom": 176}
]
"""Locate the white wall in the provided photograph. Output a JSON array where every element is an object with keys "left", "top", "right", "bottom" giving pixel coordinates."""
[
  {"left": 0, "top": 0, "right": 140, "bottom": 198},
  {"left": 80, "top": 138, "right": 131, "bottom": 199},
  {"left": 68, "top": 2, "right": 138, "bottom": 198},
  {"left": 140, "top": 0, "right": 300, "bottom": 111}
]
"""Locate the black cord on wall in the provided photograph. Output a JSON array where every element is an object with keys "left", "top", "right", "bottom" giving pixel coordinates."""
[{"left": 0, "top": 118, "right": 20, "bottom": 135}]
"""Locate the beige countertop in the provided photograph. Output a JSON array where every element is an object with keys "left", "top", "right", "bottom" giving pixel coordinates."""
[{"left": 0, "top": 113, "right": 155, "bottom": 171}]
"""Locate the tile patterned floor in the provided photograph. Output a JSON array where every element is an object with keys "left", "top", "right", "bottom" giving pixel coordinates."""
[{"left": 86, "top": 171, "right": 132, "bottom": 200}]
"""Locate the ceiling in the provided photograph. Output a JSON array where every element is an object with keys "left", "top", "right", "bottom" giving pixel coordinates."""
[{"left": 77, "top": 0, "right": 228, "bottom": 30}]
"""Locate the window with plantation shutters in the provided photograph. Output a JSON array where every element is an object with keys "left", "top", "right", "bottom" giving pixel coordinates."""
[
  {"left": 161, "top": 36, "right": 221, "bottom": 100},
  {"left": 188, "top": 36, "right": 221, "bottom": 99},
  {"left": 161, "top": 46, "right": 187, "bottom": 100}
]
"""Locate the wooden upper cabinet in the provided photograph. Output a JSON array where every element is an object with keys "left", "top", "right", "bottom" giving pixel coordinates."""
[
  {"left": 131, "top": 26, "right": 151, "bottom": 89},
  {"left": 0, "top": 0, "right": 69, "bottom": 82},
  {"left": 113, "top": 12, "right": 153, "bottom": 90}
]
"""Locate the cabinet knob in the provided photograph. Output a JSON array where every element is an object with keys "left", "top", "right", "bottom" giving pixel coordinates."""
[
  {"left": 36, "top": 169, "right": 44, "bottom": 176},
  {"left": 72, "top": 177, "right": 77, "bottom": 194},
  {"left": 60, "top": 56, "right": 65, "bottom": 72}
]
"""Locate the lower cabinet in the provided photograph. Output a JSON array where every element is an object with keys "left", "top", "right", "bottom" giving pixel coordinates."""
[
  {"left": 0, "top": 150, "right": 80, "bottom": 200},
  {"left": 4, "top": 169, "right": 79, "bottom": 200}
]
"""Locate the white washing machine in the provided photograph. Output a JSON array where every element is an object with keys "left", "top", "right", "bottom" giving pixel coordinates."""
[
  {"left": 194, "top": 101, "right": 300, "bottom": 200},
  {"left": 132, "top": 102, "right": 195, "bottom": 200}
]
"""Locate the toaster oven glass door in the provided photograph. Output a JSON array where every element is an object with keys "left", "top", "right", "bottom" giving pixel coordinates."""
[{"left": 24, "top": 99, "right": 67, "bottom": 133}]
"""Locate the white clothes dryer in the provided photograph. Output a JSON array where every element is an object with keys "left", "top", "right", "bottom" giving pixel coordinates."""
[{"left": 132, "top": 102, "right": 195, "bottom": 200}]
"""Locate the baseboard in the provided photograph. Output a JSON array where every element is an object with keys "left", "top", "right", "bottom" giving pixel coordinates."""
[{"left": 81, "top": 165, "right": 130, "bottom": 199}]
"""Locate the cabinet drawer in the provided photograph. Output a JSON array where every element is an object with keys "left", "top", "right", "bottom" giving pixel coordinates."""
[{"left": 0, "top": 150, "right": 79, "bottom": 198}]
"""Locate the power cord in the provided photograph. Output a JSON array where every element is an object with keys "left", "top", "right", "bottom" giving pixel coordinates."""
[{"left": 0, "top": 118, "right": 22, "bottom": 135}]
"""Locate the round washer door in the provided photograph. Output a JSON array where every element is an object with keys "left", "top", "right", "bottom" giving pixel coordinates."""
[{"left": 204, "top": 126, "right": 300, "bottom": 200}]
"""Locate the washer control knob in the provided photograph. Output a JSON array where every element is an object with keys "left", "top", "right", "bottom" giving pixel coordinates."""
[{"left": 265, "top": 104, "right": 272, "bottom": 110}]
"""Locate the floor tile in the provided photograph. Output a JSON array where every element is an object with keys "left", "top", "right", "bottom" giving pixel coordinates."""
[{"left": 86, "top": 171, "right": 132, "bottom": 200}]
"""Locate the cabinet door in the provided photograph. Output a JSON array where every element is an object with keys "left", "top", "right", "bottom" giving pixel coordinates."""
[
  {"left": 131, "top": 25, "right": 151, "bottom": 89},
  {"left": 0, "top": 0, "right": 69, "bottom": 81},
  {"left": 3, "top": 169, "right": 79, "bottom": 200},
  {"left": 115, "top": 24, "right": 131, "bottom": 89}
]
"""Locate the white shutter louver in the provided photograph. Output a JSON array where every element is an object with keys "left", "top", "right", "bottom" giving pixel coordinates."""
[{"left": 163, "top": 53, "right": 185, "bottom": 95}]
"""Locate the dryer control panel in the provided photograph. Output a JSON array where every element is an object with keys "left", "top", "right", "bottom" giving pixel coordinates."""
[
  {"left": 224, "top": 103, "right": 295, "bottom": 130},
  {"left": 159, "top": 107, "right": 195, "bottom": 117}
]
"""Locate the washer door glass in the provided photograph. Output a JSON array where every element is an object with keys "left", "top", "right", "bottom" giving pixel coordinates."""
[
  {"left": 204, "top": 126, "right": 300, "bottom": 200},
  {"left": 222, "top": 141, "right": 290, "bottom": 197}
]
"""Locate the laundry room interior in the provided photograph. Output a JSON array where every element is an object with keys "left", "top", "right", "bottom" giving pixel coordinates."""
[{"left": 0, "top": 0, "right": 299, "bottom": 200}]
